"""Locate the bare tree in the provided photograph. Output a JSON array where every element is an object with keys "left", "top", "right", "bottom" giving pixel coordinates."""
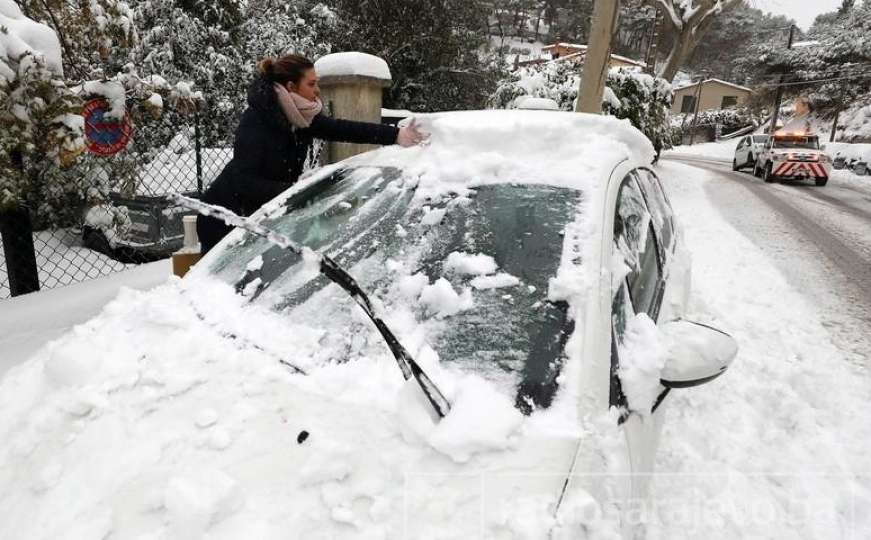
[{"left": 645, "top": 0, "right": 741, "bottom": 82}]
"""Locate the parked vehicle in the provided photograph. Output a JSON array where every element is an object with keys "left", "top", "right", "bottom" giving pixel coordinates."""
[
  {"left": 753, "top": 132, "right": 832, "bottom": 186},
  {"left": 732, "top": 134, "right": 769, "bottom": 171},
  {"left": 2, "top": 111, "right": 737, "bottom": 538},
  {"left": 823, "top": 142, "right": 871, "bottom": 175}
]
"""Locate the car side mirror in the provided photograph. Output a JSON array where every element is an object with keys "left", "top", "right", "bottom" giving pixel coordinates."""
[{"left": 659, "top": 320, "right": 737, "bottom": 388}]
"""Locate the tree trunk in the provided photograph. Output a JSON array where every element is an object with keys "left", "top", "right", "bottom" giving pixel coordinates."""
[
  {"left": 0, "top": 206, "right": 40, "bottom": 297},
  {"left": 658, "top": 24, "right": 704, "bottom": 82}
]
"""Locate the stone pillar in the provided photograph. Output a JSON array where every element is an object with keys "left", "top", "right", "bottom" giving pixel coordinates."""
[{"left": 314, "top": 52, "right": 392, "bottom": 164}]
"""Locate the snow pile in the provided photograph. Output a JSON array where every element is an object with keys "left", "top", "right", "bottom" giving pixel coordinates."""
[
  {"left": 424, "top": 376, "right": 524, "bottom": 462},
  {"left": 516, "top": 96, "right": 560, "bottom": 111},
  {"left": 0, "top": 277, "right": 599, "bottom": 538},
  {"left": 418, "top": 277, "right": 474, "bottom": 318},
  {"left": 470, "top": 273, "right": 521, "bottom": 290},
  {"left": 315, "top": 52, "right": 391, "bottom": 81},
  {"left": 0, "top": 0, "right": 63, "bottom": 81},
  {"left": 616, "top": 313, "right": 667, "bottom": 414},
  {"left": 444, "top": 251, "right": 498, "bottom": 276}
]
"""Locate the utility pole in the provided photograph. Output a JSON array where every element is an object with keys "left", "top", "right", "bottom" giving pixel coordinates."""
[
  {"left": 576, "top": 0, "right": 621, "bottom": 113},
  {"left": 644, "top": 6, "right": 662, "bottom": 75},
  {"left": 767, "top": 24, "right": 796, "bottom": 135},
  {"left": 688, "top": 75, "right": 706, "bottom": 145}
]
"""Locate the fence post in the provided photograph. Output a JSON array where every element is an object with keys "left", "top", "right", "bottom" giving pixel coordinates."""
[
  {"left": 0, "top": 206, "right": 40, "bottom": 296},
  {"left": 194, "top": 110, "right": 203, "bottom": 194}
]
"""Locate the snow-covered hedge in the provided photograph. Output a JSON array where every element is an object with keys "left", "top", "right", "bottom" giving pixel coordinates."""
[
  {"left": 489, "top": 61, "right": 673, "bottom": 154},
  {"left": 0, "top": 0, "right": 84, "bottom": 219}
]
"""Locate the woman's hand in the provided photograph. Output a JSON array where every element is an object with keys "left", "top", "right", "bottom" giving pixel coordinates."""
[{"left": 396, "top": 119, "right": 428, "bottom": 147}]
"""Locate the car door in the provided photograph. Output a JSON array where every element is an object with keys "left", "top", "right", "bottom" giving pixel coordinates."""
[
  {"left": 610, "top": 170, "right": 671, "bottom": 501},
  {"left": 735, "top": 136, "right": 748, "bottom": 164}
]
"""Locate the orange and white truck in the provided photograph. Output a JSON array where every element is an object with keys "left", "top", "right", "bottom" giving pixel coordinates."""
[{"left": 753, "top": 132, "right": 832, "bottom": 186}]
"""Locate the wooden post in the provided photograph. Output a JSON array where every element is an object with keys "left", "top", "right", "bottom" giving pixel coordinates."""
[
  {"left": 576, "top": 0, "right": 620, "bottom": 113},
  {"left": 315, "top": 53, "right": 392, "bottom": 164}
]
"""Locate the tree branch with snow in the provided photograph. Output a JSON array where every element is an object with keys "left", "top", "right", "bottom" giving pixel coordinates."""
[{"left": 645, "top": 0, "right": 742, "bottom": 82}]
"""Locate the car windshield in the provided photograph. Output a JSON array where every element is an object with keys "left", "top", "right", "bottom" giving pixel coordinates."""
[
  {"left": 207, "top": 166, "right": 583, "bottom": 413},
  {"left": 752, "top": 135, "right": 768, "bottom": 144},
  {"left": 773, "top": 136, "right": 819, "bottom": 149}
]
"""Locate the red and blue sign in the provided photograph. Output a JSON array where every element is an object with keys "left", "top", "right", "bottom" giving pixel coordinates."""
[{"left": 83, "top": 98, "right": 132, "bottom": 156}]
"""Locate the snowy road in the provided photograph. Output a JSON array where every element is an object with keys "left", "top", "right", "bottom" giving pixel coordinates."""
[
  {"left": 649, "top": 160, "right": 871, "bottom": 539},
  {"left": 665, "top": 155, "right": 871, "bottom": 365}
]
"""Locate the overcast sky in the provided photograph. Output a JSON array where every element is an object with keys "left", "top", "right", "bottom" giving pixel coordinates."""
[{"left": 755, "top": 0, "right": 846, "bottom": 30}]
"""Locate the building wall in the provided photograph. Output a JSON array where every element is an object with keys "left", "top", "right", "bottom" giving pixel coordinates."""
[{"left": 672, "top": 81, "right": 750, "bottom": 114}]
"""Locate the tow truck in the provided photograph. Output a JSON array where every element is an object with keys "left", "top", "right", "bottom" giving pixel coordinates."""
[{"left": 753, "top": 132, "right": 832, "bottom": 186}]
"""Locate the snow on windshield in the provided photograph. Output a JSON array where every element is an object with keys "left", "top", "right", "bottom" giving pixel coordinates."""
[{"left": 205, "top": 166, "right": 584, "bottom": 414}]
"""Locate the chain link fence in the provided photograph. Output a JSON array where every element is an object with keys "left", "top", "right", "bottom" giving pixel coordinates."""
[{"left": 0, "top": 110, "right": 234, "bottom": 300}]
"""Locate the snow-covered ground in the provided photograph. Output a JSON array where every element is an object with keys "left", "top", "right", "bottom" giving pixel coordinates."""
[
  {"left": 649, "top": 161, "right": 870, "bottom": 539},
  {"left": 665, "top": 139, "right": 738, "bottom": 162},
  {"left": 0, "top": 259, "right": 171, "bottom": 377}
]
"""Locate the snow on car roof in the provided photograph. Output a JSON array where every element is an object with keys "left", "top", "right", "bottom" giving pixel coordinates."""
[{"left": 338, "top": 109, "right": 654, "bottom": 195}]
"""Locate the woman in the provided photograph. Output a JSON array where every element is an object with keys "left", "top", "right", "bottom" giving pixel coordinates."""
[{"left": 197, "top": 54, "right": 424, "bottom": 254}]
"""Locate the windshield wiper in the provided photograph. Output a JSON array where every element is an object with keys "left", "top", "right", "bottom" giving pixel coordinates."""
[{"left": 172, "top": 194, "right": 451, "bottom": 419}]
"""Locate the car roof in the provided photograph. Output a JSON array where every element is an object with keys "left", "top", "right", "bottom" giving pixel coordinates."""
[{"left": 339, "top": 109, "right": 655, "bottom": 195}]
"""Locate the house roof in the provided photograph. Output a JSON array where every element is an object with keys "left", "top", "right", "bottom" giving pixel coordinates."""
[
  {"left": 539, "top": 43, "right": 646, "bottom": 69},
  {"left": 673, "top": 78, "right": 752, "bottom": 93}
]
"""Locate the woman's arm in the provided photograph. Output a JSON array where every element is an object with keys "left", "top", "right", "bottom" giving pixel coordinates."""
[{"left": 306, "top": 113, "right": 399, "bottom": 146}]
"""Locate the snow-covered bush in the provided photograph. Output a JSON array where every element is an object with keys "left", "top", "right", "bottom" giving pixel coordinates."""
[
  {"left": 0, "top": 1, "right": 84, "bottom": 222},
  {"left": 670, "top": 107, "right": 762, "bottom": 132},
  {"left": 490, "top": 61, "right": 673, "bottom": 153}
]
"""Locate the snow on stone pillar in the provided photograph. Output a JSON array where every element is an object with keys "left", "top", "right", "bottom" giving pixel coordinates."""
[{"left": 314, "top": 52, "right": 391, "bottom": 164}]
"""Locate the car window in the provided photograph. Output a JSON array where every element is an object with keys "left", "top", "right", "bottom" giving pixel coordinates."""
[
  {"left": 207, "top": 167, "right": 584, "bottom": 414},
  {"left": 614, "top": 174, "right": 663, "bottom": 319},
  {"left": 636, "top": 169, "right": 675, "bottom": 257},
  {"left": 752, "top": 135, "right": 768, "bottom": 144}
]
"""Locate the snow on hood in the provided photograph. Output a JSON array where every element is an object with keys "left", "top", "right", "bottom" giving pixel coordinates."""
[
  {"left": 0, "top": 109, "right": 641, "bottom": 538},
  {"left": 0, "top": 280, "right": 621, "bottom": 539}
]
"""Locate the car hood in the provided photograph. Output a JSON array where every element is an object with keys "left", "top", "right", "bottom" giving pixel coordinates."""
[{"left": 0, "top": 278, "right": 621, "bottom": 539}]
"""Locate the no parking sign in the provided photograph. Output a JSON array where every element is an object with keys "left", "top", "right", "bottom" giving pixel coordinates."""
[{"left": 83, "top": 99, "right": 133, "bottom": 156}]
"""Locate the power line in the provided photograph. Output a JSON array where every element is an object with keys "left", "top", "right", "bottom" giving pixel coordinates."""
[{"left": 754, "top": 71, "right": 871, "bottom": 88}]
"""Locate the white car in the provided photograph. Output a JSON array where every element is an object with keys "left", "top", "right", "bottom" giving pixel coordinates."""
[
  {"left": 0, "top": 111, "right": 737, "bottom": 539},
  {"left": 732, "top": 134, "right": 769, "bottom": 171}
]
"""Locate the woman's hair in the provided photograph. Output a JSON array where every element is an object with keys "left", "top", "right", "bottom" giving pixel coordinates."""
[{"left": 257, "top": 54, "right": 315, "bottom": 85}]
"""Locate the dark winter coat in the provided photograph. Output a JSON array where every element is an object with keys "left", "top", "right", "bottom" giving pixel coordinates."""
[{"left": 197, "top": 77, "right": 399, "bottom": 253}]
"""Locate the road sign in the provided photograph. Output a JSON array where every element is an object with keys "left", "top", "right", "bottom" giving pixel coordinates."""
[{"left": 83, "top": 98, "right": 132, "bottom": 156}]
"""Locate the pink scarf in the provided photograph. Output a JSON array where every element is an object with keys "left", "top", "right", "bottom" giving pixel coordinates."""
[{"left": 274, "top": 83, "right": 323, "bottom": 129}]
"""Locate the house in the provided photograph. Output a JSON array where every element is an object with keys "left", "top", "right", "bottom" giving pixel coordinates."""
[
  {"left": 671, "top": 79, "right": 752, "bottom": 114},
  {"left": 518, "top": 42, "right": 647, "bottom": 70}
]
